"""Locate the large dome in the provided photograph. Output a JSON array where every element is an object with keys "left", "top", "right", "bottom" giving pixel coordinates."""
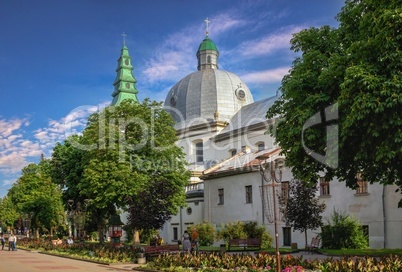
[{"left": 164, "top": 36, "right": 254, "bottom": 128}]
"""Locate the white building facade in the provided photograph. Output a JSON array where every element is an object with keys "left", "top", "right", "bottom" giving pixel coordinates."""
[{"left": 158, "top": 33, "right": 402, "bottom": 249}]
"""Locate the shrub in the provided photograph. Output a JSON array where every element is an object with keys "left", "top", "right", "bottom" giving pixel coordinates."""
[
  {"left": 321, "top": 209, "right": 368, "bottom": 249},
  {"left": 216, "top": 221, "right": 273, "bottom": 248},
  {"left": 188, "top": 222, "right": 216, "bottom": 246}
]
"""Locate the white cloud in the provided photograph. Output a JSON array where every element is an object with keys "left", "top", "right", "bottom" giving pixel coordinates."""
[
  {"left": 241, "top": 67, "right": 290, "bottom": 84},
  {"left": 234, "top": 26, "right": 302, "bottom": 58}
]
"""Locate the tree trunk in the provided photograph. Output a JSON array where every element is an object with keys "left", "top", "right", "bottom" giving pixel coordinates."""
[
  {"left": 98, "top": 227, "right": 104, "bottom": 244},
  {"left": 304, "top": 229, "right": 308, "bottom": 248},
  {"left": 133, "top": 229, "right": 140, "bottom": 245}
]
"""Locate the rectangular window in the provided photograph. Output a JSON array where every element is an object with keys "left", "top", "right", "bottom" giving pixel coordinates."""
[
  {"left": 196, "top": 142, "right": 203, "bottom": 163},
  {"left": 173, "top": 227, "right": 178, "bottom": 240},
  {"left": 320, "top": 177, "right": 331, "bottom": 196},
  {"left": 245, "top": 185, "right": 253, "bottom": 203},
  {"left": 283, "top": 227, "right": 292, "bottom": 246},
  {"left": 218, "top": 188, "right": 224, "bottom": 205},
  {"left": 362, "top": 225, "right": 369, "bottom": 244},
  {"left": 281, "top": 181, "right": 289, "bottom": 201},
  {"left": 356, "top": 173, "right": 368, "bottom": 194}
]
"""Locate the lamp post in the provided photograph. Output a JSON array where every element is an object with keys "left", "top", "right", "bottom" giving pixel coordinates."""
[
  {"left": 22, "top": 212, "right": 33, "bottom": 238},
  {"left": 257, "top": 154, "right": 284, "bottom": 272},
  {"left": 67, "top": 199, "right": 89, "bottom": 241}
]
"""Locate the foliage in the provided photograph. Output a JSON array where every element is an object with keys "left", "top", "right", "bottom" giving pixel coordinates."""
[
  {"left": 148, "top": 252, "right": 402, "bottom": 272},
  {"left": 18, "top": 238, "right": 142, "bottom": 263},
  {"left": 0, "top": 196, "right": 20, "bottom": 229},
  {"left": 187, "top": 222, "right": 216, "bottom": 246},
  {"left": 216, "top": 221, "right": 273, "bottom": 248},
  {"left": 266, "top": 0, "right": 402, "bottom": 203},
  {"left": 321, "top": 209, "right": 368, "bottom": 250},
  {"left": 280, "top": 179, "right": 326, "bottom": 247},
  {"left": 50, "top": 99, "right": 189, "bottom": 240},
  {"left": 7, "top": 161, "right": 65, "bottom": 233}
]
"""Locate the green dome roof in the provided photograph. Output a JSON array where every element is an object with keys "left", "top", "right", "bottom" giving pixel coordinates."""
[{"left": 197, "top": 36, "right": 219, "bottom": 52}]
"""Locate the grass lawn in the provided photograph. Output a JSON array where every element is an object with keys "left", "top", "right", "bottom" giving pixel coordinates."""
[{"left": 319, "top": 248, "right": 402, "bottom": 256}]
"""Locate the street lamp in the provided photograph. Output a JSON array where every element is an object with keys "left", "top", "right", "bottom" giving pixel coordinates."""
[
  {"left": 257, "top": 154, "right": 284, "bottom": 272},
  {"left": 22, "top": 212, "right": 33, "bottom": 238},
  {"left": 67, "top": 199, "right": 89, "bottom": 241}
]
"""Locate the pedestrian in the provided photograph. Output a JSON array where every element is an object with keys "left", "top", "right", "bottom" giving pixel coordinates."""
[
  {"left": 14, "top": 234, "right": 17, "bottom": 250},
  {"left": 181, "top": 230, "right": 191, "bottom": 254},
  {"left": 0, "top": 234, "right": 5, "bottom": 250},
  {"left": 8, "top": 234, "right": 15, "bottom": 251},
  {"left": 191, "top": 228, "right": 199, "bottom": 255}
]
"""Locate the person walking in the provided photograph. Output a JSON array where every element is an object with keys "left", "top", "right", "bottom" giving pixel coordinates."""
[
  {"left": 0, "top": 234, "right": 5, "bottom": 250},
  {"left": 191, "top": 228, "right": 199, "bottom": 255},
  {"left": 181, "top": 230, "right": 191, "bottom": 254},
  {"left": 14, "top": 234, "right": 17, "bottom": 250},
  {"left": 8, "top": 234, "right": 15, "bottom": 251}
]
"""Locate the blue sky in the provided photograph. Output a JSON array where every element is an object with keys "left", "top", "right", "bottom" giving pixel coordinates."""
[{"left": 0, "top": 0, "right": 344, "bottom": 197}]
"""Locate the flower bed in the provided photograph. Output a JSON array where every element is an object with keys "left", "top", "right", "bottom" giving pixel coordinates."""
[
  {"left": 146, "top": 252, "right": 402, "bottom": 272},
  {"left": 17, "top": 238, "right": 142, "bottom": 264}
]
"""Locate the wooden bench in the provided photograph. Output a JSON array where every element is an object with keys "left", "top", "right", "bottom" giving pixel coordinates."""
[
  {"left": 306, "top": 236, "right": 320, "bottom": 253},
  {"left": 144, "top": 244, "right": 180, "bottom": 257},
  {"left": 228, "top": 238, "right": 261, "bottom": 251}
]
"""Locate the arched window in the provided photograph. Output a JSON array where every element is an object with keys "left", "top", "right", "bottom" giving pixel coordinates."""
[{"left": 207, "top": 55, "right": 211, "bottom": 63}]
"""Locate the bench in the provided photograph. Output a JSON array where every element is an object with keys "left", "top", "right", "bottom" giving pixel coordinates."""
[
  {"left": 144, "top": 244, "right": 180, "bottom": 257},
  {"left": 306, "top": 236, "right": 320, "bottom": 253},
  {"left": 228, "top": 238, "right": 261, "bottom": 251}
]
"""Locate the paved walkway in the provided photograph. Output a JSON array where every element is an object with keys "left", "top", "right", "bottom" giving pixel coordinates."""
[{"left": 0, "top": 247, "right": 143, "bottom": 272}]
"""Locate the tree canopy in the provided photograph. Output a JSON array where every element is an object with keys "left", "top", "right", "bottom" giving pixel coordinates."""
[
  {"left": 51, "top": 99, "right": 189, "bottom": 237},
  {"left": 267, "top": 0, "right": 402, "bottom": 203}
]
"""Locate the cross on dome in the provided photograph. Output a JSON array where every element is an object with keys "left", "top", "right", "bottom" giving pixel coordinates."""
[
  {"left": 122, "top": 32, "right": 127, "bottom": 45},
  {"left": 204, "top": 18, "right": 210, "bottom": 36}
]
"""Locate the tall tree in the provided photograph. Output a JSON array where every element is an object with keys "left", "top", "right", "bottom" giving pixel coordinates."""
[
  {"left": 51, "top": 99, "right": 189, "bottom": 241},
  {"left": 280, "top": 179, "right": 326, "bottom": 247},
  {"left": 8, "top": 161, "right": 65, "bottom": 237},
  {"left": 267, "top": 0, "right": 402, "bottom": 203}
]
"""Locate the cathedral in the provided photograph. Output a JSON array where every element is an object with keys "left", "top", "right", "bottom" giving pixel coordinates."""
[{"left": 111, "top": 28, "right": 402, "bottom": 249}]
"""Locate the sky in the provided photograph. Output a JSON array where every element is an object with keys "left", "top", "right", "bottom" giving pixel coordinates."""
[{"left": 0, "top": 0, "right": 345, "bottom": 197}]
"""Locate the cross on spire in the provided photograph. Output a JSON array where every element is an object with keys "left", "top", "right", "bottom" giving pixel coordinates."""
[
  {"left": 122, "top": 32, "right": 127, "bottom": 45},
  {"left": 204, "top": 18, "right": 210, "bottom": 36}
]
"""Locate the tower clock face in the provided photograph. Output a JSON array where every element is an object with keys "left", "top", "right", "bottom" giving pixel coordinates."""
[
  {"left": 236, "top": 89, "right": 246, "bottom": 100},
  {"left": 125, "top": 59, "right": 129, "bottom": 65}
]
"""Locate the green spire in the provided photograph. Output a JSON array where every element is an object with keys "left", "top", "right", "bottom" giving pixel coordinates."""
[{"left": 111, "top": 44, "right": 139, "bottom": 106}]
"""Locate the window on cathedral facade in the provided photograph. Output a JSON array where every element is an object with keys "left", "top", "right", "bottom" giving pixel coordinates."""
[
  {"left": 356, "top": 172, "right": 368, "bottom": 194},
  {"left": 320, "top": 177, "right": 330, "bottom": 196},
  {"left": 245, "top": 185, "right": 252, "bottom": 203},
  {"left": 280, "top": 181, "right": 289, "bottom": 201},
  {"left": 195, "top": 142, "right": 203, "bottom": 163},
  {"left": 257, "top": 142, "right": 265, "bottom": 151},
  {"left": 207, "top": 55, "right": 211, "bottom": 63},
  {"left": 218, "top": 188, "right": 224, "bottom": 205},
  {"left": 173, "top": 227, "right": 178, "bottom": 240}
]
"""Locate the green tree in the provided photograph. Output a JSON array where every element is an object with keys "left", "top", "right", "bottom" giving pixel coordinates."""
[
  {"left": 0, "top": 197, "right": 20, "bottom": 232},
  {"left": 321, "top": 209, "right": 368, "bottom": 249},
  {"left": 51, "top": 99, "right": 189, "bottom": 241},
  {"left": 280, "top": 179, "right": 326, "bottom": 247},
  {"left": 267, "top": 0, "right": 402, "bottom": 203},
  {"left": 8, "top": 161, "right": 65, "bottom": 237}
]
